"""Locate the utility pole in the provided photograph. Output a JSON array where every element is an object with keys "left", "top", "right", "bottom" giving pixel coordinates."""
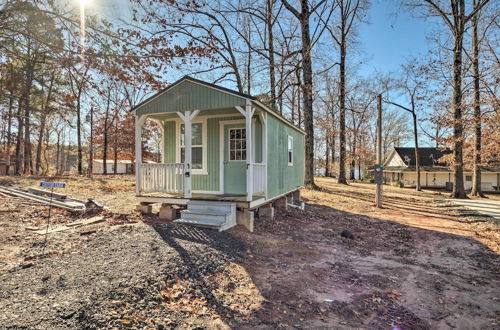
[{"left": 375, "top": 94, "right": 383, "bottom": 208}]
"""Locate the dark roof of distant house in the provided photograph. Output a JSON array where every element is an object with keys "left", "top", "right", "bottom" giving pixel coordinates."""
[{"left": 393, "top": 147, "right": 451, "bottom": 167}]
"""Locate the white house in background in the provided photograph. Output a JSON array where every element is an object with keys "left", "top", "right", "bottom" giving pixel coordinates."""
[
  {"left": 92, "top": 159, "right": 135, "bottom": 174},
  {"left": 383, "top": 147, "right": 500, "bottom": 192}
]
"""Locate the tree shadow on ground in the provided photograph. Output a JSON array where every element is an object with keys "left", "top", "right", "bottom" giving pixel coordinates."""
[
  {"left": 149, "top": 199, "right": 499, "bottom": 329},
  {"left": 317, "top": 185, "right": 494, "bottom": 225}
]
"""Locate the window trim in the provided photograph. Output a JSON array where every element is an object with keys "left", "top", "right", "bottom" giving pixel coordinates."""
[
  {"left": 228, "top": 127, "right": 247, "bottom": 162},
  {"left": 287, "top": 135, "right": 293, "bottom": 166},
  {"left": 175, "top": 118, "right": 208, "bottom": 175}
]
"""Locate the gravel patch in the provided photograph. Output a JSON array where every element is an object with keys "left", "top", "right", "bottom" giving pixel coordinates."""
[{"left": 0, "top": 223, "right": 245, "bottom": 329}]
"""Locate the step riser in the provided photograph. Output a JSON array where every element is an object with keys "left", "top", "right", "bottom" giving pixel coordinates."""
[
  {"left": 180, "top": 212, "right": 228, "bottom": 226},
  {"left": 176, "top": 200, "right": 237, "bottom": 231},
  {"left": 187, "top": 206, "right": 232, "bottom": 213},
  {"left": 187, "top": 201, "right": 234, "bottom": 214}
]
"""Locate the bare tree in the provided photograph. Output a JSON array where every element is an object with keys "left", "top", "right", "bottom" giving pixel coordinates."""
[
  {"left": 324, "top": 0, "right": 369, "bottom": 184},
  {"left": 384, "top": 61, "right": 428, "bottom": 191},
  {"left": 407, "top": 0, "right": 491, "bottom": 198},
  {"left": 281, "top": 0, "right": 331, "bottom": 188}
]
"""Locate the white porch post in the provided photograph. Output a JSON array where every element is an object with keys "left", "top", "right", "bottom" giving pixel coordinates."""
[
  {"left": 135, "top": 114, "right": 147, "bottom": 195},
  {"left": 237, "top": 101, "right": 255, "bottom": 202},
  {"left": 258, "top": 110, "right": 267, "bottom": 198},
  {"left": 177, "top": 110, "right": 199, "bottom": 198}
]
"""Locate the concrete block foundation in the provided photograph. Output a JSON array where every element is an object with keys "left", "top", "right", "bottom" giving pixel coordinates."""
[
  {"left": 259, "top": 204, "right": 275, "bottom": 220},
  {"left": 136, "top": 203, "right": 152, "bottom": 214},
  {"left": 159, "top": 205, "right": 179, "bottom": 221},
  {"left": 274, "top": 196, "right": 288, "bottom": 214},
  {"left": 237, "top": 210, "right": 254, "bottom": 232}
]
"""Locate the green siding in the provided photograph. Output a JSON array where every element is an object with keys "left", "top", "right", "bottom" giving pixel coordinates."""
[
  {"left": 162, "top": 113, "right": 300, "bottom": 196},
  {"left": 266, "top": 114, "right": 305, "bottom": 199},
  {"left": 163, "top": 116, "right": 244, "bottom": 192},
  {"left": 164, "top": 121, "right": 176, "bottom": 163},
  {"left": 136, "top": 80, "right": 246, "bottom": 116}
]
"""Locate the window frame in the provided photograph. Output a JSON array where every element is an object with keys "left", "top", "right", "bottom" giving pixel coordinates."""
[
  {"left": 176, "top": 118, "right": 208, "bottom": 175},
  {"left": 228, "top": 127, "right": 247, "bottom": 162},
  {"left": 287, "top": 135, "right": 293, "bottom": 166}
]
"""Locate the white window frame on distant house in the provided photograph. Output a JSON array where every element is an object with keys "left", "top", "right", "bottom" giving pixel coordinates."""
[
  {"left": 287, "top": 135, "right": 293, "bottom": 166},
  {"left": 175, "top": 118, "right": 208, "bottom": 175}
]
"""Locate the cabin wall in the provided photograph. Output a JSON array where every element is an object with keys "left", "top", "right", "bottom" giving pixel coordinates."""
[
  {"left": 162, "top": 113, "right": 263, "bottom": 193},
  {"left": 266, "top": 114, "right": 305, "bottom": 199}
]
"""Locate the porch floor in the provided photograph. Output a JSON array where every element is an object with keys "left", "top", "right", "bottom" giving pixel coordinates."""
[{"left": 137, "top": 192, "right": 266, "bottom": 206}]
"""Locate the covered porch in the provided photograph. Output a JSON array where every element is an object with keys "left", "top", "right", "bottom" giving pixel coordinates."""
[{"left": 134, "top": 78, "right": 268, "bottom": 204}]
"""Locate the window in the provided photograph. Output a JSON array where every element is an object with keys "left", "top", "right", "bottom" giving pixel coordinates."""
[
  {"left": 287, "top": 135, "right": 293, "bottom": 166},
  {"left": 229, "top": 128, "right": 246, "bottom": 161},
  {"left": 466, "top": 175, "right": 472, "bottom": 181},
  {"left": 180, "top": 123, "right": 203, "bottom": 169}
]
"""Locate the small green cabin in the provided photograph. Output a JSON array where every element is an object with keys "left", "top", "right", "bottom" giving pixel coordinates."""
[{"left": 133, "top": 76, "right": 305, "bottom": 229}]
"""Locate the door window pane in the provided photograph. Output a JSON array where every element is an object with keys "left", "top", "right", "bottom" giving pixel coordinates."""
[{"left": 229, "top": 128, "right": 246, "bottom": 161}]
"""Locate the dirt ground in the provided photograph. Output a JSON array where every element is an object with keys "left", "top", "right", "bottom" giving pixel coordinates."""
[{"left": 0, "top": 175, "right": 498, "bottom": 329}]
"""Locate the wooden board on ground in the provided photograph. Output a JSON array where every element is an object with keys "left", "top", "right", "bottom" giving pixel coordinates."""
[{"left": 28, "top": 216, "right": 105, "bottom": 235}]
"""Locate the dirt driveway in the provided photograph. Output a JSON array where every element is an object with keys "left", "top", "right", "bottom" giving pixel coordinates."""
[
  {"left": 447, "top": 199, "right": 500, "bottom": 219},
  {"left": 0, "top": 175, "right": 498, "bottom": 329}
]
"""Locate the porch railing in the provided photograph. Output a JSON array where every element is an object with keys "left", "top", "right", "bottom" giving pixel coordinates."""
[
  {"left": 252, "top": 163, "right": 266, "bottom": 195},
  {"left": 139, "top": 163, "right": 184, "bottom": 194}
]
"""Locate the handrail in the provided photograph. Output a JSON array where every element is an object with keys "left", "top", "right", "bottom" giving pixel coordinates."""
[{"left": 139, "top": 163, "right": 184, "bottom": 194}]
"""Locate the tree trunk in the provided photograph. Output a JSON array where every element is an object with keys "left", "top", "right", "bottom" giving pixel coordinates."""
[
  {"left": 35, "top": 115, "right": 47, "bottom": 175},
  {"left": 42, "top": 125, "right": 50, "bottom": 175},
  {"left": 114, "top": 119, "right": 118, "bottom": 174},
  {"left": 451, "top": 19, "right": 466, "bottom": 198},
  {"left": 338, "top": 23, "right": 347, "bottom": 184},
  {"left": 325, "top": 133, "right": 330, "bottom": 177},
  {"left": 350, "top": 143, "right": 355, "bottom": 180},
  {"left": 76, "top": 92, "right": 83, "bottom": 174},
  {"left": 103, "top": 90, "right": 111, "bottom": 175},
  {"left": 267, "top": 0, "right": 277, "bottom": 110},
  {"left": 23, "top": 64, "right": 34, "bottom": 175},
  {"left": 5, "top": 88, "right": 14, "bottom": 176},
  {"left": 470, "top": 1, "right": 482, "bottom": 197},
  {"left": 35, "top": 73, "right": 54, "bottom": 175},
  {"left": 299, "top": 2, "right": 316, "bottom": 187},
  {"left": 282, "top": 0, "right": 316, "bottom": 186},
  {"left": 15, "top": 97, "right": 23, "bottom": 175}
]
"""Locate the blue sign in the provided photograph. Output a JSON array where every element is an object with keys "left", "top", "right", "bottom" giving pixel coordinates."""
[{"left": 40, "top": 182, "right": 66, "bottom": 188}]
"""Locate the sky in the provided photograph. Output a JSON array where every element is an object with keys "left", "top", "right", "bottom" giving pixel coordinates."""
[{"left": 358, "top": 1, "right": 432, "bottom": 77}]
